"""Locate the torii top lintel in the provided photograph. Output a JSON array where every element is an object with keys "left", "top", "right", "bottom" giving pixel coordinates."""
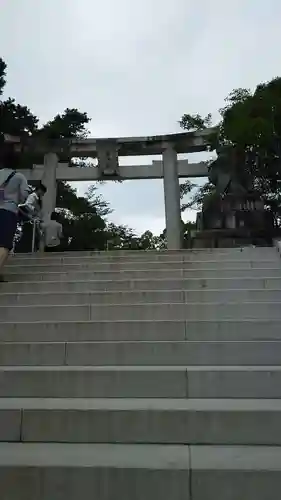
[{"left": 10, "top": 127, "right": 216, "bottom": 158}]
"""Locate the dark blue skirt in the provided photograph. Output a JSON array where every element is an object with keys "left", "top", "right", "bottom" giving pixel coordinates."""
[{"left": 0, "top": 209, "right": 18, "bottom": 250}]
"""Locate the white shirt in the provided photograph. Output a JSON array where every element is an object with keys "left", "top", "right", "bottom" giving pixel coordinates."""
[
  {"left": 24, "top": 192, "right": 40, "bottom": 214},
  {"left": 42, "top": 220, "right": 63, "bottom": 247}
]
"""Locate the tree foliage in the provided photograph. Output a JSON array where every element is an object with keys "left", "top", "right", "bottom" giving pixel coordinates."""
[
  {"left": 180, "top": 76, "right": 281, "bottom": 223},
  {"left": 217, "top": 78, "right": 281, "bottom": 222},
  {"left": 39, "top": 109, "right": 90, "bottom": 140},
  {"left": 181, "top": 182, "right": 215, "bottom": 212},
  {"left": 179, "top": 112, "right": 214, "bottom": 212},
  {"left": 0, "top": 58, "right": 7, "bottom": 96},
  {"left": 179, "top": 113, "right": 212, "bottom": 132}
]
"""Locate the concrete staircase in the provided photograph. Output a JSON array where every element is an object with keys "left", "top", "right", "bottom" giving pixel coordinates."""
[{"left": 1, "top": 246, "right": 281, "bottom": 499}]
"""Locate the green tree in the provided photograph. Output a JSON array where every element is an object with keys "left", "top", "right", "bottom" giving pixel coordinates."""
[
  {"left": 137, "top": 230, "right": 162, "bottom": 250},
  {"left": 39, "top": 108, "right": 90, "bottom": 140},
  {"left": 179, "top": 113, "right": 212, "bottom": 131},
  {"left": 0, "top": 56, "right": 112, "bottom": 250},
  {"left": 105, "top": 224, "right": 139, "bottom": 250},
  {"left": 0, "top": 99, "right": 38, "bottom": 138},
  {"left": 215, "top": 78, "right": 281, "bottom": 224},
  {"left": 0, "top": 59, "right": 38, "bottom": 142},
  {"left": 36, "top": 105, "right": 110, "bottom": 250},
  {"left": 179, "top": 112, "right": 214, "bottom": 214},
  {"left": 0, "top": 58, "right": 6, "bottom": 95},
  {"left": 180, "top": 76, "right": 281, "bottom": 224},
  {"left": 56, "top": 182, "right": 111, "bottom": 251},
  {"left": 181, "top": 182, "right": 215, "bottom": 212},
  {"left": 220, "top": 80, "right": 281, "bottom": 191}
]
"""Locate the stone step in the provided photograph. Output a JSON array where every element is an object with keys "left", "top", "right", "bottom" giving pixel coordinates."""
[
  {"left": 3, "top": 276, "right": 281, "bottom": 294},
  {"left": 190, "top": 445, "right": 281, "bottom": 500},
  {"left": 2, "top": 319, "right": 281, "bottom": 343},
  {"left": 0, "top": 366, "right": 186, "bottom": 398},
  {"left": 5, "top": 259, "right": 280, "bottom": 273},
  {"left": 11, "top": 246, "right": 276, "bottom": 258},
  {"left": 8, "top": 255, "right": 193, "bottom": 265},
  {"left": 2, "top": 288, "right": 281, "bottom": 306},
  {"left": 0, "top": 443, "right": 190, "bottom": 500},
  {"left": 3, "top": 267, "right": 281, "bottom": 281},
  {"left": 0, "top": 340, "right": 280, "bottom": 366},
  {"left": 0, "top": 366, "right": 281, "bottom": 398},
  {"left": 1, "top": 301, "right": 281, "bottom": 322},
  {"left": 9, "top": 252, "right": 280, "bottom": 265},
  {"left": 10, "top": 255, "right": 188, "bottom": 265},
  {"left": 0, "top": 290, "right": 185, "bottom": 306},
  {"left": 0, "top": 443, "right": 280, "bottom": 500},
  {"left": 1, "top": 398, "right": 281, "bottom": 445},
  {"left": 0, "top": 320, "right": 186, "bottom": 342}
]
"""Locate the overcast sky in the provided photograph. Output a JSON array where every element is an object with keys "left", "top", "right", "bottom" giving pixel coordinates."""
[{"left": 1, "top": 0, "right": 281, "bottom": 234}]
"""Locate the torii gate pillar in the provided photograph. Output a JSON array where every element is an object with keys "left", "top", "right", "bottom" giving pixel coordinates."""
[
  {"left": 41, "top": 153, "right": 58, "bottom": 222},
  {"left": 162, "top": 144, "right": 182, "bottom": 250}
]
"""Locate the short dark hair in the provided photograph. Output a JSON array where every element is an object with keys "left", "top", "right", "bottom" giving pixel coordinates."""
[{"left": 51, "top": 211, "right": 58, "bottom": 220}]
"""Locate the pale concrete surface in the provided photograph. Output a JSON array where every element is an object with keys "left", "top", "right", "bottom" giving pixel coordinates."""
[
  {"left": 9, "top": 246, "right": 277, "bottom": 257},
  {"left": 1, "top": 365, "right": 281, "bottom": 398},
  {"left": 0, "top": 441, "right": 190, "bottom": 467},
  {"left": 3, "top": 397, "right": 281, "bottom": 444},
  {"left": 4, "top": 276, "right": 281, "bottom": 294},
  {"left": 65, "top": 340, "right": 281, "bottom": 366},
  {"left": 191, "top": 446, "right": 281, "bottom": 500},
  {"left": 0, "top": 410, "right": 21, "bottom": 441},
  {"left": 0, "top": 289, "right": 186, "bottom": 306},
  {"left": 184, "top": 319, "right": 281, "bottom": 341},
  {"left": 3, "top": 267, "right": 281, "bottom": 282},
  {"left": 3, "top": 319, "right": 281, "bottom": 343},
  {"left": 3, "top": 396, "right": 281, "bottom": 410},
  {"left": 0, "top": 444, "right": 190, "bottom": 500},
  {"left": 5, "top": 259, "right": 279, "bottom": 273},
  {"left": 9, "top": 253, "right": 279, "bottom": 266},
  {"left": 0, "top": 398, "right": 278, "bottom": 445},
  {"left": 2, "top": 288, "right": 281, "bottom": 307},
  {"left": 0, "top": 342, "right": 66, "bottom": 366},
  {"left": 0, "top": 304, "right": 91, "bottom": 322},
  {"left": 2, "top": 301, "right": 281, "bottom": 322},
  {"left": 0, "top": 247, "right": 281, "bottom": 498},
  {"left": 190, "top": 444, "right": 281, "bottom": 470},
  {"left": 0, "top": 366, "right": 187, "bottom": 398},
  {"left": 1, "top": 444, "right": 281, "bottom": 499},
  {"left": 2, "top": 339, "right": 281, "bottom": 366},
  {"left": 0, "top": 320, "right": 187, "bottom": 342},
  {"left": 187, "top": 366, "right": 281, "bottom": 398}
]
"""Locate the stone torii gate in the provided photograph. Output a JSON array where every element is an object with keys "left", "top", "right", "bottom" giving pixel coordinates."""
[{"left": 11, "top": 129, "right": 214, "bottom": 250}]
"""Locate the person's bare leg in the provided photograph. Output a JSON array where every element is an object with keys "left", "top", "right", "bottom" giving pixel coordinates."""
[{"left": 0, "top": 247, "right": 9, "bottom": 281}]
